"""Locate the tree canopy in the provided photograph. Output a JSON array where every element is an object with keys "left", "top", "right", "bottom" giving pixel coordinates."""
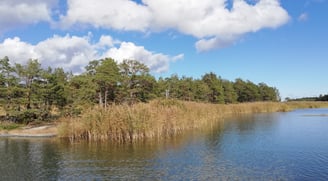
[{"left": 0, "top": 56, "right": 281, "bottom": 123}]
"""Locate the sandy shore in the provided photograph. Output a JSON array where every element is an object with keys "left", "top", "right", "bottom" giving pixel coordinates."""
[{"left": 0, "top": 125, "right": 58, "bottom": 138}]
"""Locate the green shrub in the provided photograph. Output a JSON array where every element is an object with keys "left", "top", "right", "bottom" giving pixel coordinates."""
[
  {"left": 8, "top": 109, "right": 50, "bottom": 124},
  {"left": 0, "top": 122, "right": 20, "bottom": 130}
]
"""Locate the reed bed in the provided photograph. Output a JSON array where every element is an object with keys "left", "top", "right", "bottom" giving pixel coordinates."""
[{"left": 58, "top": 100, "right": 328, "bottom": 142}]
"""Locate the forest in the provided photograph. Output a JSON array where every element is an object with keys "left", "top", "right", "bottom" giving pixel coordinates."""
[{"left": 0, "top": 56, "right": 280, "bottom": 123}]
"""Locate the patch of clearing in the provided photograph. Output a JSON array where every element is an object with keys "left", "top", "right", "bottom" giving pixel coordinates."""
[{"left": 1, "top": 124, "right": 57, "bottom": 137}]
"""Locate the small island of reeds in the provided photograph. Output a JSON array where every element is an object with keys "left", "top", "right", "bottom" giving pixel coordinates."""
[{"left": 57, "top": 100, "right": 328, "bottom": 142}]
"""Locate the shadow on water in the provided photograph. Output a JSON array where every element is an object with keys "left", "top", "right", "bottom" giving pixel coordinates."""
[
  {"left": 54, "top": 137, "right": 195, "bottom": 180},
  {"left": 0, "top": 133, "right": 198, "bottom": 180}
]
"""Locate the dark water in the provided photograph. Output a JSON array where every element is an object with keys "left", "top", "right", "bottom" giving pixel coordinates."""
[{"left": 1, "top": 108, "right": 328, "bottom": 180}]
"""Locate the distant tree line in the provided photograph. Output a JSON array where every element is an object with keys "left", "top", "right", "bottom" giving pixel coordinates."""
[
  {"left": 317, "top": 94, "right": 328, "bottom": 101},
  {"left": 286, "top": 94, "right": 328, "bottom": 102},
  {"left": 0, "top": 56, "right": 280, "bottom": 123}
]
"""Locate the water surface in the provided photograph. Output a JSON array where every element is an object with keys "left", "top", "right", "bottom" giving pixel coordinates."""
[{"left": 1, "top": 108, "right": 328, "bottom": 180}]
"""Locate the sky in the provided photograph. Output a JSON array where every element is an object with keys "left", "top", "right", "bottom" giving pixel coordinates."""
[{"left": 0, "top": 0, "right": 327, "bottom": 100}]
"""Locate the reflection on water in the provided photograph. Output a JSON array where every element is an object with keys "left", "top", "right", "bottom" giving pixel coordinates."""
[
  {"left": 1, "top": 108, "right": 328, "bottom": 180},
  {"left": 0, "top": 138, "right": 60, "bottom": 180}
]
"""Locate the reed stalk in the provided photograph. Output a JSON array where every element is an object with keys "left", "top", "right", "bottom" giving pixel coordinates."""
[{"left": 57, "top": 100, "right": 328, "bottom": 142}]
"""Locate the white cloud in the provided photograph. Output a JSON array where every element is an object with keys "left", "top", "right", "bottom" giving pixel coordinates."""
[
  {"left": 97, "top": 36, "right": 116, "bottom": 48},
  {"left": 172, "top": 54, "right": 184, "bottom": 62},
  {"left": 59, "top": 0, "right": 290, "bottom": 51},
  {"left": 298, "top": 13, "right": 309, "bottom": 22},
  {"left": 0, "top": 0, "right": 290, "bottom": 51},
  {"left": 195, "top": 36, "right": 239, "bottom": 52},
  {"left": 0, "top": 37, "right": 38, "bottom": 64},
  {"left": 35, "top": 34, "right": 96, "bottom": 73},
  {"left": 146, "top": 0, "right": 290, "bottom": 51},
  {"left": 60, "top": 0, "right": 151, "bottom": 31},
  {"left": 104, "top": 42, "right": 183, "bottom": 73},
  {"left": 0, "top": 34, "right": 182, "bottom": 73},
  {"left": 0, "top": 0, "right": 57, "bottom": 33},
  {"left": 96, "top": 35, "right": 121, "bottom": 50}
]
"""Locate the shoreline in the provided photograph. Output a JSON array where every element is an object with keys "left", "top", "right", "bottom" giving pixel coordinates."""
[
  {"left": 0, "top": 133, "right": 57, "bottom": 138},
  {"left": 57, "top": 100, "right": 328, "bottom": 142},
  {"left": 0, "top": 125, "right": 58, "bottom": 138},
  {"left": 1, "top": 101, "right": 328, "bottom": 140}
]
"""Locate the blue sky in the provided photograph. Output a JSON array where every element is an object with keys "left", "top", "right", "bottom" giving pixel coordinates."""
[{"left": 0, "top": 0, "right": 327, "bottom": 99}]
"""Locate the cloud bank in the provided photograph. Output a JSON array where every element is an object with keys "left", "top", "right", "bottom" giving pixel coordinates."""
[
  {"left": 0, "top": 0, "right": 290, "bottom": 51},
  {"left": 0, "top": 0, "right": 289, "bottom": 74},
  {"left": 59, "top": 0, "right": 290, "bottom": 51},
  {"left": 0, "top": 34, "right": 183, "bottom": 73}
]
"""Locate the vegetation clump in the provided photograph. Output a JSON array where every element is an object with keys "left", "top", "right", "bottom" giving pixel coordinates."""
[
  {"left": 57, "top": 100, "right": 328, "bottom": 142},
  {"left": 0, "top": 121, "right": 20, "bottom": 131},
  {"left": 0, "top": 56, "right": 281, "bottom": 124}
]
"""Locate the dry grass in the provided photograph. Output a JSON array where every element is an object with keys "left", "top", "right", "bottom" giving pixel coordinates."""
[
  {"left": 0, "top": 107, "right": 6, "bottom": 116},
  {"left": 57, "top": 100, "right": 328, "bottom": 142}
]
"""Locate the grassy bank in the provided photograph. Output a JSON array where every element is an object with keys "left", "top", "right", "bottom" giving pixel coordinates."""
[
  {"left": 0, "top": 121, "right": 21, "bottom": 131},
  {"left": 57, "top": 100, "right": 328, "bottom": 142}
]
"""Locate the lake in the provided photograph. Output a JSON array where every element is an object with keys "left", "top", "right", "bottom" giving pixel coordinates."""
[{"left": 1, "top": 108, "right": 328, "bottom": 180}]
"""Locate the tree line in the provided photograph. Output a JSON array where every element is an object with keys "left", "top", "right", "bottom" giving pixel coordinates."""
[
  {"left": 285, "top": 94, "right": 328, "bottom": 102},
  {"left": 0, "top": 56, "right": 280, "bottom": 123}
]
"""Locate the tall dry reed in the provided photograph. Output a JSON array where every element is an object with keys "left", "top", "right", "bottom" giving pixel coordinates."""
[
  {"left": 58, "top": 100, "right": 328, "bottom": 142},
  {"left": 0, "top": 107, "right": 6, "bottom": 116}
]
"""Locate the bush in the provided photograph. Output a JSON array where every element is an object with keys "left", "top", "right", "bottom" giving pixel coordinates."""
[
  {"left": 60, "top": 106, "right": 82, "bottom": 117},
  {"left": 0, "top": 122, "right": 20, "bottom": 130},
  {"left": 8, "top": 109, "right": 50, "bottom": 124}
]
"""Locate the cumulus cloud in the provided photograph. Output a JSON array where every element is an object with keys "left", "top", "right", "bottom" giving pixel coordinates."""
[
  {"left": 0, "top": 34, "right": 182, "bottom": 73},
  {"left": 104, "top": 42, "right": 184, "bottom": 73},
  {"left": 0, "top": 37, "right": 38, "bottom": 64},
  {"left": 97, "top": 35, "right": 117, "bottom": 48},
  {"left": 0, "top": 0, "right": 290, "bottom": 51},
  {"left": 0, "top": 0, "right": 57, "bottom": 33},
  {"left": 59, "top": 0, "right": 290, "bottom": 51},
  {"left": 59, "top": 0, "right": 151, "bottom": 31},
  {"left": 0, "top": 35, "right": 95, "bottom": 73},
  {"left": 34, "top": 34, "right": 96, "bottom": 73}
]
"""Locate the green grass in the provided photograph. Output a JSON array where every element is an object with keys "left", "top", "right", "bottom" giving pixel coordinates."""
[{"left": 0, "top": 122, "right": 21, "bottom": 131}]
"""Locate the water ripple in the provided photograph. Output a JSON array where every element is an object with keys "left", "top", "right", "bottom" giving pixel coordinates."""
[{"left": 1, "top": 108, "right": 328, "bottom": 180}]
